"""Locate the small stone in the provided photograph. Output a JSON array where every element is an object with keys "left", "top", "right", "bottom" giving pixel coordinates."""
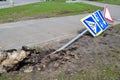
[
  {"left": 54, "top": 62, "right": 59, "bottom": 68},
  {"left": 36, "top": 65, "right": 41, "bottom": 71},
  {"left": 49, "top": 54, "right": 59, "bottom": 60},
  {"left": 22, "top": 46, "right": 33, "bottom": 52},
  {"left": 37, "top": 67, "right": 41, "bottom": 71},
  {"left": 42, "top": 64, "right": 46, "bottom": 68},
  {"left": 74, "top": 54, "right": 79, "bottom": 59},
  {"left": 24, "top": 66, "right": 33, "bottom": 73},
  {"left": 61, "top": 61, "right": 65, "bottom": 64},
  {"left": 64, "top": 56, "right": 70, "bottom": 60},
  {"left": 69, "top": 52, "right": 75, "bottom": 56}
]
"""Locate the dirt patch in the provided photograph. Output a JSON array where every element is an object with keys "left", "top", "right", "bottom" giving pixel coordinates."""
[{"left": 0, "top": 24, "right": 120, "bottom": 80}]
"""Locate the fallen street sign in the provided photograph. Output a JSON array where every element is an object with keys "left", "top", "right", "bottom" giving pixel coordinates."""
[{"left": 81, "top": 10, "right": 109, "bottom": 37}]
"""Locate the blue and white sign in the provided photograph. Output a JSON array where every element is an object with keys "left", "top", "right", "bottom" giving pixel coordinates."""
[
  {"left": 81, "top": 10, "right": 109, "bottom": 37},
  {"left": 92, "top": 10, "right": 108, "bottom": 31},
  {"left": 82, "top": 15, "right": 102, "bottom": 36}
]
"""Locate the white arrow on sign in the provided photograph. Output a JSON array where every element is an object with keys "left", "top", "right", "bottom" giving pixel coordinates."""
[{"left": 85, "top": 20, "right": 97, "bottom": 33}]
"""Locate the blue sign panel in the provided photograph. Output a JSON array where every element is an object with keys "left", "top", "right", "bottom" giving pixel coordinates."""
[
  {"left": 82, "top": 15, "right": 102, "bottom": 36},
  {"left": 92, "top": 10, "right": 108, "bottom": 31},
  {"left": 81, "top": 10, "right": 109, "bottom": 37}
]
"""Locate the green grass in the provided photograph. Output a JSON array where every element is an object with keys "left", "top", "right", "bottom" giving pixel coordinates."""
[
  {"left": 33, "top": 46, "right": 43, "bottom": 52},
  {"left": 0, "top": 1, "right": 102, "bottom": 23},
  {"left": 96, "top": 0, "right": 120, "bottom": 5},
  {"left": 0, "top": 73, "right": 22, "bottom": 80}
]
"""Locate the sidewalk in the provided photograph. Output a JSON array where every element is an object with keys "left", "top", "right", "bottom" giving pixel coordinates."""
[
  {"left": 0, "top": 1, "right": 120, "bottom": 49},
  {"left": 0, "top": 14, "right": 88, "bottom": 49}
]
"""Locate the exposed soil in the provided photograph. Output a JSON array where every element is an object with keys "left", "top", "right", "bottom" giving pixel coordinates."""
[{"left": 1, "top": 24, "right": 120, "bottom": 80}]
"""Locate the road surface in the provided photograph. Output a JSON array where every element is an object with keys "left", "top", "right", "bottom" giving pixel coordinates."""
[{"left": 0, "top": 0, "right": 43, "bottom": 8}]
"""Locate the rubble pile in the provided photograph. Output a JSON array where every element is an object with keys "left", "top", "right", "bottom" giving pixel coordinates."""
[
  {"left": 0, "top": 46, "right": 34, "bottom": 73},
  {"left": 0, "top": 45, "right": 78, "bottom": 73}
]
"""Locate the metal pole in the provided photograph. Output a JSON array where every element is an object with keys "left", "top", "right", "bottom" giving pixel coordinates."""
[
  {"left": 51, "top": 29, "right": 88, "bottom": 54},
  {"left": 10, "top": 0, "right": 14, "bottom": 6}
]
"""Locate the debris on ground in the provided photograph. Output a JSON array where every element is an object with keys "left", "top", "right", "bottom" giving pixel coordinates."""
[
  {"left": 0, "top": 24, "right": 120, "bottom": 80},
  {"left": 0, "top": 46, "right": 34, "bottom": 73}
]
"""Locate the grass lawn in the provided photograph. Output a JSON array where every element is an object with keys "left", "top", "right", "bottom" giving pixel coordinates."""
[
  {"left": 97, "top": 0, "right": 120, "bottom": 5},
  {"left": 0, "top": 1, "right": 102, "bottom": 23}
]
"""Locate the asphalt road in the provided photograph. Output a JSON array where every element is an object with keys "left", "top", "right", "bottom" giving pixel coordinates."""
[
  {"left": 0, "top": 14, "right": 87, "bottom": 49},
  {"left": 0, "top": 1, "right": 120, "bottom": 49},
  {"left": 0, "top": 0, "right": 43, "bottom": 8}
]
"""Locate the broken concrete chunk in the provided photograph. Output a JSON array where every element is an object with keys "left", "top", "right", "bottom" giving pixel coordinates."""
[{"left": 0, "top": 50, "right": 30, "bottom": 73}]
